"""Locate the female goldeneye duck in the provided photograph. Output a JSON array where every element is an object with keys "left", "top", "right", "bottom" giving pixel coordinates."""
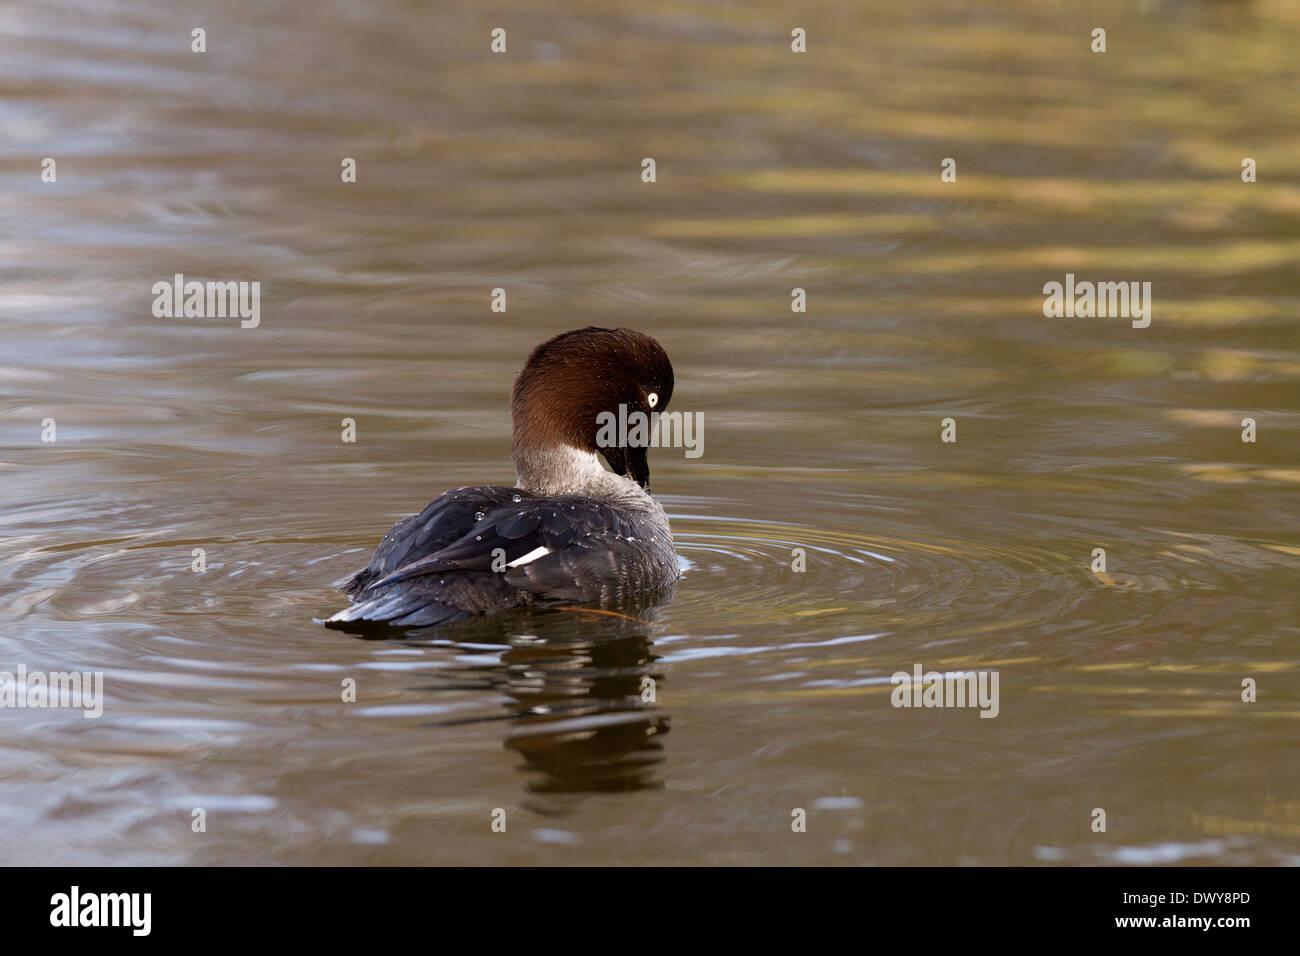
[{"left": 326, "top": 327, "right": 677, "bottom": 629}]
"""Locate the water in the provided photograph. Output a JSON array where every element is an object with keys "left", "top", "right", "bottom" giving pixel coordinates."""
[{"left": 1, "top": 0, "right": 1298, "bottom": 864}]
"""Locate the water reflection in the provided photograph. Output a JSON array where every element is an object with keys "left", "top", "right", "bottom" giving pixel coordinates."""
[{"left": 364, "top": 590, "right": 674, "bottom": 795}]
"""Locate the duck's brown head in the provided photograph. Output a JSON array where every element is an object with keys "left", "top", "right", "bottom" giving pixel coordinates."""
[{"left": 510, "top": 327, "right": 674, "bottom": 493}]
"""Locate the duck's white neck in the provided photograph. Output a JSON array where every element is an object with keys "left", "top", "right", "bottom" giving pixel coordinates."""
[{"left": 514, "top": 443, "right": 641, "bottom": 499}]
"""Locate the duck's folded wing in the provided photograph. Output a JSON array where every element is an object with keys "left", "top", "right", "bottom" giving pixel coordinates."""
[
  {"left": 368, "top": 498, "right": 633, "bottom": 588},
  {"left": 502, "top": 530, "right": 674, "bottom": 602},
  {"left": 330, "top": 495, "right": 671, "bottom": 628},
  {"left": 338, "top": 485, "right": 523, "bottom": 597}
]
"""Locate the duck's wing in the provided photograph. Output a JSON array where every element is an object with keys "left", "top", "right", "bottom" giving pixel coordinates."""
[
  {"left": 369, "top": 497, "right": 646, "bottom": 591},
  {"left": 337, "top": 485, "right": 524, "bottom": 598},
  {"left": 330, "top": 493, "right": 673, "bottom": 630}
]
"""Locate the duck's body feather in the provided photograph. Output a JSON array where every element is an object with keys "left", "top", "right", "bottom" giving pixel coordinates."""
[{"left": 330, "top": 484, "right": 676, "bottom": 629}]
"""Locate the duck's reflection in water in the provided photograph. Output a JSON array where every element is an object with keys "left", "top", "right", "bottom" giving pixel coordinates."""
[{"left": 388, "top": 588, "right": 674, "bottom": 795}]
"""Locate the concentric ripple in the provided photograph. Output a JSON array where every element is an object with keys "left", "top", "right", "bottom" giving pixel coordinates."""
[{"left": 669, "top": 512, "right": 1077, "bottom": 635}]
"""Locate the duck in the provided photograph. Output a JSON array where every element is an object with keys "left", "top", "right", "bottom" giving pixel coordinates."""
[{"left": 326, "top": 327, "right": 679, "bottom": 629}]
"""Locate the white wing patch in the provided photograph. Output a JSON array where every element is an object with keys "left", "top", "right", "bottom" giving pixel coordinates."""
[{"left": 507, "top": 546, "right": 552, "bottom": 568}]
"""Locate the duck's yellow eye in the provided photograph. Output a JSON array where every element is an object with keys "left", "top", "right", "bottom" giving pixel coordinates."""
[{"left": 648, "top": 392, "right": 659, "bottom": 409}]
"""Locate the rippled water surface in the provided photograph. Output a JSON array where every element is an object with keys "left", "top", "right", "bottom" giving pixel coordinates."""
[{"left": 2, "top": 0, "right": 1299, "bottom": 864}]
